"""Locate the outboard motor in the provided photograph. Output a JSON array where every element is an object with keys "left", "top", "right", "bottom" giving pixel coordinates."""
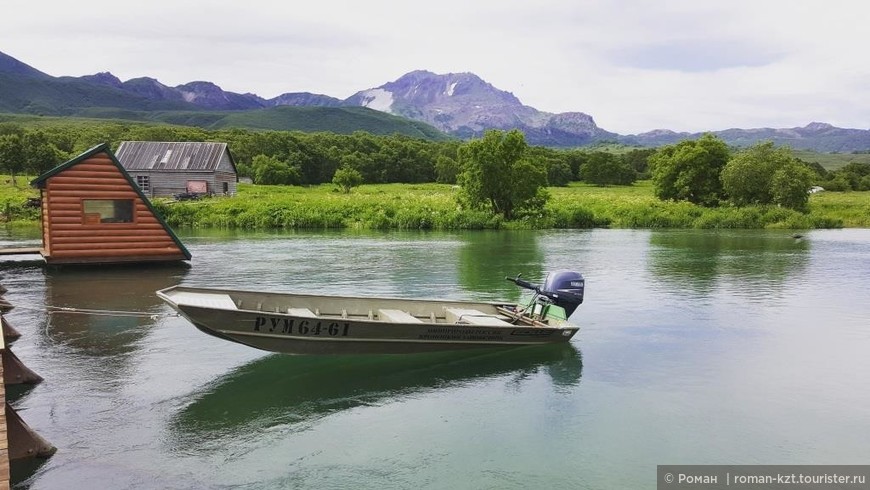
[
  {"left": 541, "top": 270, "right": 585, "bottom": 317},
  {"left": 506, "top": 270, "right": 585, "bottom": 318}
]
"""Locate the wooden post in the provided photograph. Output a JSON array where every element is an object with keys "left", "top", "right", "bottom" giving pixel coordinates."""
[
  {"left": 1, "top": 349, "right": 42, "bottom": 385},
  {"left": 4, "top": 404, "right": 55, "bottom": 461},
  {"left": 0, "top": 319, "right": 18, "bottom": 343},
  {"left": 0, "top": 314, "right": 8, "bottom": 490},
  {"left": 0, "top": 302, "right": 56, "bottom": 486}
]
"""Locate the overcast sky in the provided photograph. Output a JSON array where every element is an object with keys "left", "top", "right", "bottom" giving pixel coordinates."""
[{"left": 2, "top": 0, "right": 868, "bottom": 134}]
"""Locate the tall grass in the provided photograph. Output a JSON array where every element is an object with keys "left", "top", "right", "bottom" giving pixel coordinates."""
[
  {"left": 152, "top": 181, "right": 866, "bottom": 230},
  {"left": 4, "top": 176, "right": 867, "bottom": 230}
]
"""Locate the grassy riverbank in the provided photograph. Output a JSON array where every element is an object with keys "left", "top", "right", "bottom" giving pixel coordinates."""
[
  {"left": 150, "top": 181, "right": 869, "bottom": 230},
  {"left": 3, "top": 179, "right": 867, "bottom": 230}
]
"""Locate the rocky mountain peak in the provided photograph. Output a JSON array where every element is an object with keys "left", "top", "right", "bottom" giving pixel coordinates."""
[
  {"left": 80, "top": 71, "right": 123, "bottom": 88},
  {"left": 803, "top": 121, "right": 835, "bottom": 132}
]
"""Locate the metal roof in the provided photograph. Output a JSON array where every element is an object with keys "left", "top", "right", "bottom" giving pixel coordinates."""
[{"left": 115, "top": 141, "right": 232, "bottom": 172}]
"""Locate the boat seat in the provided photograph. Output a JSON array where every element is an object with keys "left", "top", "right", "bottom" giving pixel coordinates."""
[
  {"left": 378, "top": 309, "right": 423, "bottom": 324},
  {"left": 172, "top": 292, "right": 237, "bottom": 310},
  {"left": 287, "top": 308, "right": 318, "bottom": 318},
  {"left": 444, "top": 307, "right": 512, "bottom": 327}
]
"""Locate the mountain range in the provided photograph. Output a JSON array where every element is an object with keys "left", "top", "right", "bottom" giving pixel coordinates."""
[{"left": 2, "top": 50, "right": 869, "bottom": 152}]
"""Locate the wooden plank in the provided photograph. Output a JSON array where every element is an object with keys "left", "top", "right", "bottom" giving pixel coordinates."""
[
  {"left": 51, "top": 241, "right": 177, "bottom": 251},
  {"left": 0, "top": 248, "right": 42, "bottom": 256},
  {"left": 46, "top": 184, "right": 137, "bottom": 192},
  {"left": 50, "top": 235, "right": 175, "bottom": 244},
  {"left": 44, "top": 253, "right": 188, "bottom": 264},
  {"left": 49, "top": 247, "right": 183, "bottom": 258},
  {"left": 0, "top": 323, "right": 9, "bottom": 490},
  {"left": 49, "top": 223, "right": 166, "bottom": 232}
]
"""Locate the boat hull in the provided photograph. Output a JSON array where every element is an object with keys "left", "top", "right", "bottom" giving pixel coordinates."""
[{"left": 159, "top": 286, "right": 579, "bottom": 355}]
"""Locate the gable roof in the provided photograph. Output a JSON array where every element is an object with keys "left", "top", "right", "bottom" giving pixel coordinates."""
[
  {"left": 31, "top": 143, "right": 192, "bottom": 260},
  {"left": 115, "top": 141, "right": 237, "bottom": 173}
]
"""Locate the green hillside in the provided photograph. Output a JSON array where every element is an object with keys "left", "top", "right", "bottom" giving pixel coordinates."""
[
  {"left": 211, "top": 106, "right": 449, "bottom": 139},
  {"left": 67, "top": 106, "right": 450, "bottom": 140},
  {"left": 793, "top": 149, "right": 870, "bottom": 171},
  {"left": 0, "top": 74, "right": 194, "bottom": 114}
]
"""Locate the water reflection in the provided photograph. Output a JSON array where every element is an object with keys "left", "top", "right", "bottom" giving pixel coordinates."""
[
  {"left": 172, "top": 343, "right": 582, "bottom": 448},
  {"left": 648, "top": 230, "right": 810, "bottom": 297},
  {"left": 457, "top": 231, "right": 543, "bottom": 301},
  {"left": 42, "top": 265, "right": 189, "bottom": 356}
]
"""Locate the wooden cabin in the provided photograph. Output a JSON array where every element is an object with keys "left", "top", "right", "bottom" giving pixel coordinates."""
[
  {"left": 115, "top": 141, "right": 238, "bottom": 198},
  {"left": 30, "top": 144, "right": 191, "bottom": 265}
]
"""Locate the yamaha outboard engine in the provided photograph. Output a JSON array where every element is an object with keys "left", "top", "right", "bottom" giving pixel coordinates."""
[
  {"left": 540, "top": 270, "right": 585, "bottom": 317},
  {"left": 506, "top": 270, "right": 585, "bottom": 318}
]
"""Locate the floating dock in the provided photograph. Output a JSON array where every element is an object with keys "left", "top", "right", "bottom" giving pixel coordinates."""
[{"left": 0, "top": 249, "right": 42, "bottom": 257}]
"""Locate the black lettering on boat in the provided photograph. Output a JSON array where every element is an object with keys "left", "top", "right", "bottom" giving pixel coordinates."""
[
  {"left": 254, "top": 316, "right": 266, "bottom": 332},
  {"left": 282, "top": 318, "right": 294, "bottom": 334},
  {"left": 510, "top": 329, "right": 555, "bottom": 337},
  {"left": 269, "top": 317, "right": 282, "bottom": 332},
  {"left": 298, "top": 320, "right": 310, "bottom": 335}
]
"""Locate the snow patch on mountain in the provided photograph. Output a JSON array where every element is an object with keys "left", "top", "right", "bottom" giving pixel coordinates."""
[{"left": 359, "top": 89, "right": 394, "bottom": 112}]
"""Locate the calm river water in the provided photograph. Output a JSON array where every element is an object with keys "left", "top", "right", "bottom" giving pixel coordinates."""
[{"left": 1, "top": 228, "right": 868, "bottom": 489}]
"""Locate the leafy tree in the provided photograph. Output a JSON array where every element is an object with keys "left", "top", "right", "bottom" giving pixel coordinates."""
[
  {"left": 621, "top": 148, "right": 656, "bottom": 178},
  {"left": 0, "top": 134, "right": 25, "bottom": 185},
  {"left": 579, "top": 152, "right": 637, "bottom": 186},
  {"left": 798, "top": 159, "right": 829, "bottom": 180},
  {"left": 435, "top": 155, "right": 460, "bottom": 184},
  {"left": 251, "top": 154, "right": 301, "bottom": 185},
  {"left": 561, "top": 150, "right": 589, "bottom": 180},
  {"left": 649, "top": 133, "right": 730, "bottom": 205},
  {"left": 830, "top": 162, "right": 870, "bottom": 190},
  {"left": 771, "top": 161, "right": 816, "bottom": 212},
  {"left": 721, "top": 142, "right": 794, "bottom": 205},
  {"left": 457, "top": 129, "right": 548, "bottom": 219},
  {"left": 546, "top": 160, "right": 573, "bottom": 187},
  {"left": 332, "top": 166, "right": 363, "bottom": 193},
  {"left": 721, "top": 142, "right": 818, "bottom": 212},
  {"left": 22, "top": 130, "right": 65, "bottom": 175}
]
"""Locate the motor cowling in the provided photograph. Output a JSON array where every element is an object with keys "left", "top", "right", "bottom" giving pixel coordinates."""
[{"left": 541, "top": 270, "right": 585, "bottom": 317}]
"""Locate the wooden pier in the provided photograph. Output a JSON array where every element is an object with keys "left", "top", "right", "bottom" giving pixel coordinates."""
[
  {"left": 1, "top": 321, "right": 8, "bottom": 490},
  {"left": 0, "top": 308, "right": 55, "bottom": 489},
  {"left": 0, "top": 248, "right": 42, "bottom": 257}
]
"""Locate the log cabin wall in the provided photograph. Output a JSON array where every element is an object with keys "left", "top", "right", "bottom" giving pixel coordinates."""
[{"left": 33, "top": 145, "right": 191, "bottom": 265}]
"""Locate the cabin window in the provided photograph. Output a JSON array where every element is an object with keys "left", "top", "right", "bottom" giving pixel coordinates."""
[
  {"left": 222, "top": 182, "right": 229, "bottom": 194},
  {"left": 82, "top": 199, "right": 134, "bottom": 224},
  {"left": 136, "top": 175, "right": 150, "bottom": 192}
]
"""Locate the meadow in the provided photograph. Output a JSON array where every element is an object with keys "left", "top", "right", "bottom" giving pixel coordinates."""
[
  {"left": 150, "top": 181, "right": 868, "bottom": 230},
  {"left": 4, "top": 179, "right": 868, "bottom": 230}
]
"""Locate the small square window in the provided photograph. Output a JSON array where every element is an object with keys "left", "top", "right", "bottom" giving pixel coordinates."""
[
  {"left": 136, "top": 175, "right": 151, "bottom": 191},
  {"left": 82, "top": 200, "right": 134, "bottom": 224}
]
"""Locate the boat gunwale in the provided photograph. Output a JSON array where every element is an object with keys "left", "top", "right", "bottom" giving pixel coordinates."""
[{"left": 157, "top": 284, "right": 517, "bottom": 310}]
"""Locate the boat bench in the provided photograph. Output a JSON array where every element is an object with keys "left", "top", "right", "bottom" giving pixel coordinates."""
[
  {"left": 287, "top": 308, "right": 318, "bottom": 318},
  {"left": 444, "top": 307, "right": 512, "bottom": 327},
  {"left": 378, "top": 309, "right": 423, "bottom": 324},
  {"left": 172, "top": 292, "right": 237, "bottom": 310}
]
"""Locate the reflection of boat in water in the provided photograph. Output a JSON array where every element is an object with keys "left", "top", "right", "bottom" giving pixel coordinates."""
[
  {"left": 158, "top": 271, "right": 586, "bottom": 354},
  {"left": 43, "top": 264, "right": 188, "bottom": 356},
  {"left": 172, "top": 342, "right": 582, "bottom": 442}
]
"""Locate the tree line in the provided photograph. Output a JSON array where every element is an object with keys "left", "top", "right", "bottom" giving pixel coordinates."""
[
  {"left": 648, "top": 134, "right": 870, "bottom": 212},
  {"left": 0, "top": 120, "right": 652, "bottom": 188},
  {"left": 0, "top": 120, "right": 867, "bottom": 219}
]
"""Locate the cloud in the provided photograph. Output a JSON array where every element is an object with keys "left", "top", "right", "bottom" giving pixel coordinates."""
[
  {"left": 611, "top": 40, "right": 785, "bottom": 72},
  {"left": 1, "top": 0, "right": 869, "bottom": 133}
]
